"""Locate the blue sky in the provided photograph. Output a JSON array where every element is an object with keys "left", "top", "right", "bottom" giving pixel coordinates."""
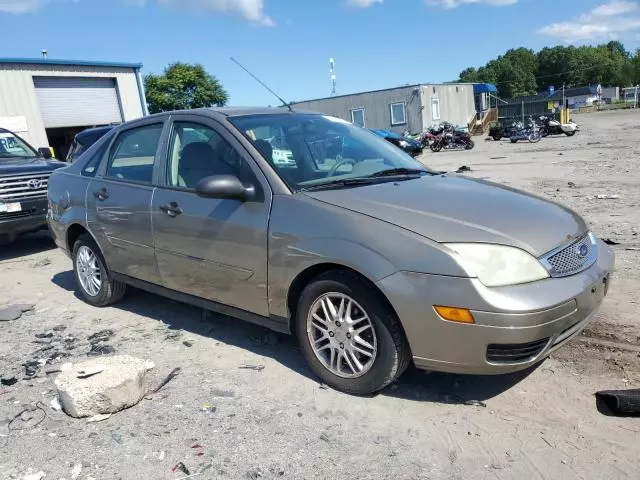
[{"left": 1, "top": 0, "right": 639, "bottom": 105}]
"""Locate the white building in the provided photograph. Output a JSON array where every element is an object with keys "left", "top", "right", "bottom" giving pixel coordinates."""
[{"left": 0, "top": 58, "right": 147, "bottom": 158}]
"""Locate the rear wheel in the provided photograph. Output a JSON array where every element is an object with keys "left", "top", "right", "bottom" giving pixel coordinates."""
[
  {"left": 72, "top": 234, "right": 126, "bottom": 307},
  {"left": 565, "top": 130, "right": 576, "bottom": 136},
  {"left": 510, "top": 137, "right": 518, "bottom": 143},
  {"left": 465, "top": 139, "right": 475, "bottom": 150},
  {"left": 295, "top": 271, "right": 410, "bottom": 395},
  {"left": 492, "top": 134, "right": 502, "bottom": 141}
]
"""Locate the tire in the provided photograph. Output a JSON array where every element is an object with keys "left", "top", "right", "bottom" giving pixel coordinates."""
[
  {"left": 295, "top": 271, "right": 411, "bottom": 395},
  {"left": 565, "top": 130, "right": 576, "bottom": 137},
  {"left": 430, "top": 141, "right": 443, "bottom": 152},
  {"left": 541, "top": 130, "right": 549, "bottom": 138},
  {"left": 528, "top": 132, "right": 541, "bottom": 143},
  {"left": 465, "top": 139, "right": 475, "bottom": 150},
  {"left": 492, "top": 134, "right": 502, "bottom": 141},
  {"left": 72, "top": 233, "right": 127, "bottom": 307},
  {"left": 510, "top": 137, "right": 518, "bottom": 143}
]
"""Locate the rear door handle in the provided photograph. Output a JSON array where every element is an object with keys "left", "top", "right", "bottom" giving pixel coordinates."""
[
  {"left": 94, "top": 188, "right": 109, "bottom": 201},
  {"left": 160, "top": 202, "right": 183, "bottom": 217}
]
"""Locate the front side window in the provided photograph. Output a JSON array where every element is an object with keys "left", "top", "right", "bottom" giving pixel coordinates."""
[
  {"left": 0, "top": 131, "right": 37, "bottom": 160},
  {"left": 106, "top": 123, "right": 163, "bottom": 184},
  {"left": 167, "top": 122, "right": 254, "bottom": 189},
  {"left": 350, "top": 108, "right": 365, "bottom": 128},
  {"left": 231, "top": 114, "right": 432, "bottom": 191},
  {"left": 390, "top": 102, "right": 406, "bottom": 125}
]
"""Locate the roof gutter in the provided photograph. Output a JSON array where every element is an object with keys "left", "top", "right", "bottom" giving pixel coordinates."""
[{"left": 135, "top": 67, "right": 149, "bottom": 116}]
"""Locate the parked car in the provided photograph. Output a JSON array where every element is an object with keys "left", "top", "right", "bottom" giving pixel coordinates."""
[
  {"left": 66, "top": 126, "right": 115, "bottom": 163},
  {"left": 0, "top": 128, "right": 67, "bottom": 244},
  {"left": 48, "top": 108, "right": 613, "bottom": 395},
  {"left": 370, "top": 129, "right": 423, "bottom": 157}
]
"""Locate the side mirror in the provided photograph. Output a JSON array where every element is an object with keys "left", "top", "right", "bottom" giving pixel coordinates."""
[
  {"left": 38, "top": 147, "right": 52, "bottom": 159},
  {"left": 195, "top": 175, "right": 255, "bottom": 201}
]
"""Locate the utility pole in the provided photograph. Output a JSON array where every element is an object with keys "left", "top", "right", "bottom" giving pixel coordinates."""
[{"left": 562, "top": 83, "right": 565, "bottom": 123}]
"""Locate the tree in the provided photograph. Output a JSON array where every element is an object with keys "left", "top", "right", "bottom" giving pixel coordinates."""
[{"left": 144, "top": 62, "right": 228, "bottom": 114}]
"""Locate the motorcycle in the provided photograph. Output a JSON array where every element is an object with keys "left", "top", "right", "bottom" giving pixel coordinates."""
[
  {"left": 488, "top": 122, "right": 518, "bottom": 141},
  {"left": 510, "top": 117, "right": 541, "bottom": 143},
  {"left": 538, "top": 116, "right": 579, "bottom": 137},
  {"left": 430, "top": 122, "right": 474, "bottom": 152}
]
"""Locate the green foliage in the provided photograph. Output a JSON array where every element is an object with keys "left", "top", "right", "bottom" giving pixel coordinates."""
[
  {"left": 459, "top": 42, "right": 639, "bottom": 99},
  {"left": 144, "top": 62, "right": 228, "bottom": 114}
]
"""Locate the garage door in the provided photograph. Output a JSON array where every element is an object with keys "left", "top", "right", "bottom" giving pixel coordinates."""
[{"left": 34, "top": 77, "right": 123, "bottom": 128}]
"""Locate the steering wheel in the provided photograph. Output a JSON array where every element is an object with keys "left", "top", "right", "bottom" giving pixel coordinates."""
[{"left": 327, "top": 158, "right": 356, "bottom": 177}]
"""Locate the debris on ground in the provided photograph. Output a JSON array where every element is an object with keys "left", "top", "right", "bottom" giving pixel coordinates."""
[
  {"left": 464, "top": 400, "right": 488, "bottom": 408},
  {"left": 239, "top": 364, "right": 265, "bottom": 371},
  {"left": 1, "top": 375, "right": 17, "bottom": 386},
  {"left": 54, "top": 355, "right": 155, "bottom": 418},
  {"left": 86, "top": 329, "right": 116, "bottom": 356},
  {"left": 77, "top": 364, "right": 105, "bottom": 378},
  {"left": 70, "top": 463, "right": 82, "bottom": 480},
  {"left": 165, "top": 330, "right": 183, "bottom": 341},
  {"left": 183, "top": 340, "right": 193, "bottom": 347},
  {"left": 246, "top": 467, "right": 264, "bottom": 479},
  {"left": 0, "top": 304, "right": 35, "bottom": 322},
  {"left": 603, "top": 239, "right": 620, "bottom": 245},
  {"left": 201, "top": 403, "right": 217, "bottom": 414},
  {"left": 151, "top": 367, "right": 181, "bottom": 394},
  {"left": 596, "top": 389, "right": 640, "bottom": 416},
  {"left": 192, "top": 444, "right": 205, "bottom": 456},
  {"left": 320, "top": 432, "right": 331, "bottom": 442},
  {"left": 32, "top": 258, "right": 51, "bottom": 268},
  {"left": 595, "top": 194, "right": 620, "bottom": 200},
  {"left": 568, "top": 181, "right": 577, "bottom": 188},
  {"left": 8, "top": 402, "right": 47, "bottom": 431},
  {"left": 50, "top": 396, "right": 62, "bottom": 411},
  {"left": 456, "top": 165, "right": 472, "bottom": 173},
  {"left": 87, "top": 344, "right": 116, "bottom": 356},
  {"left": 172, "top": 462, "right": 191, "bottom": 475},
  {"left": 86, "top": 413, "right": 112, "bottom": 423}
]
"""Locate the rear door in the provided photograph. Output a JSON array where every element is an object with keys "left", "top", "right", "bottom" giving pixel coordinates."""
[
  {"left": 87, "top": 118, "right": 166, "bottom": 284},
  {"left": 151, "top": 114, "right": 272, "bottom": 317}
]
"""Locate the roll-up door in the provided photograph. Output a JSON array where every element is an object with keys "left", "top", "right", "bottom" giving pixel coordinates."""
[{"left": 33, "top": 77, "right": 123, "bottom": 128}]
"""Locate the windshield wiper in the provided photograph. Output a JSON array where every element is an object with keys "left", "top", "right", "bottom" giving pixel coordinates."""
[
  {"left": 300, "top": 178, "right": 379, "bottom": 192},
  {"left": 367, "top": 168, "right": 428, "bottom": 178}
]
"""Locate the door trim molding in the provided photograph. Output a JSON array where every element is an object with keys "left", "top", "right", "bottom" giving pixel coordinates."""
[{"left": 112, "top": 273, "right": 290, "bottom": 334}]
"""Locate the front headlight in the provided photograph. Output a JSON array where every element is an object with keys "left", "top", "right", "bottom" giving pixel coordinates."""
[
  {"left": 398, "top": 140, "right": 409, "bottom": 148},
  {"left": 444, "top": 243, "right": 549, "bottom": 287}
]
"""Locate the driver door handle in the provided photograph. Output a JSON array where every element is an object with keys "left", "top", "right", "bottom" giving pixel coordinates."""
[
  {"left": 160, "top": 202, "right": 183, "bottom": 217},
  {"left": 93, "top": 188, "right": 109, "bottom": 201}
]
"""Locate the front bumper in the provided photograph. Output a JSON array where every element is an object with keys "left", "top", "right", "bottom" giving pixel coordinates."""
[
  {"left": 0, "top": 197, "right": 49, "bottom": 236},
  {"left": 377, "top": 239, "right": 614, "bottom": 374}
]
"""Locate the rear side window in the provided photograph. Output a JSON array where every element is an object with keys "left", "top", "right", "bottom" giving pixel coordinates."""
[
  {"left": 77, "top": 131, "right": 114, "bottom": 177},
  {"left": 106, "top": 124, "right": 163, "bottom": 184}
]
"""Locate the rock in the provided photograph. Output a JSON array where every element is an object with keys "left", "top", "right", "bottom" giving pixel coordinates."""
[
  {"left": 86, "top": 413, "right": 112, "bottom": 423},
  {"left": 1, "top": 375, "right": 17, "bottom": 386},
  {"left": 50, "top": 396, "right": 62, "bottom": 411},
  {"left": 0, "top": 304, "right": 34, "bottom": 322},
  {"left": 54, "top": 355, "right": 153, "bottom": 418}
]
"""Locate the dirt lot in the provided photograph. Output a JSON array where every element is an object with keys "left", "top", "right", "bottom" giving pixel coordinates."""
[{"left": 1, "top": 109, "right": 639, "bottom": 480}]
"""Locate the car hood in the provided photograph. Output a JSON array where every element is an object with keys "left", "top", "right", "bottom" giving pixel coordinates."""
[
  {"left": 0, "top": 158, "right": 67, "bottom": 176},
  {"left": 304, "top": 174, "right": 588, "bottom": 257}
]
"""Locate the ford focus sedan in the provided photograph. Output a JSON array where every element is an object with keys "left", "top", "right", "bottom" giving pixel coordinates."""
[{"left": 47, "top": 108, "right": 613, "bottom": 395}]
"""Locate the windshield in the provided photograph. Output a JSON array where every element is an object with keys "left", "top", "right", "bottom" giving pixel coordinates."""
[
  {"left": 230, "top": 114, "right": 432, "bottom": 190},
  {"left": 0, "top": 131, "right": 37, "bottom": 159}
]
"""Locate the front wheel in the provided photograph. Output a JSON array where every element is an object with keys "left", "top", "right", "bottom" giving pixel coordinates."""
[
  {"left": 430, "top": 141, "right": 443, "bottom": 152},
  {"left": 528, "top": 132, "right": 541, "bottom": 143},
  {"left": 510, "top": 137, "right": 518, "bottom": 143},
  {"left": 72, "top": 234, "right": 127, "bottom": 307},
  {"left": 565, "top": 130, "right": 576, "bottom": 136},
  {"left": 295, "top": 271, "right": 411, "bottom": 395},
  {"left": 465, "top": 139, "right": 475, "bottom": 150},
  {"left": 492, "top": 134, "right": 502, "bottom": 141}
]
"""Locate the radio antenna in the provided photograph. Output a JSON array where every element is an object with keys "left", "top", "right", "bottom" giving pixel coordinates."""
[{"left": 230, "top": 57, "right": 293, "bottom": 112}]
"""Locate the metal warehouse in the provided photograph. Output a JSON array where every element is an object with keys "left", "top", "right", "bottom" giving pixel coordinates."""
[
  {"left": 291, "top": 83, "right": 492, "bottom": 134},
  {"left": 0, "top": 58, "right": 148, "bottom": 159}
]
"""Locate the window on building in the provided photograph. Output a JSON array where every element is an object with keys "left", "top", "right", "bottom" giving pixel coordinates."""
[
  {"left": 431, "top": 98, "right": 441, "bottom": 121},
  {"left": 390, "top": 102, "right": 406, "bottom": 125},
  {"left": 350, "top": 108, "right": 366, "bottom": 128},
  {"left": 351, "top": 108, "right": 365, "bottom": 128}
]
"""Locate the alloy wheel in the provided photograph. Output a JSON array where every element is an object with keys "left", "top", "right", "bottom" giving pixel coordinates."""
[
  {"left": 306, "top": 293, "right": 378, "bottom": 378},
  {"left": 76, "top": 245, "right": 102, "bottom": 297}
]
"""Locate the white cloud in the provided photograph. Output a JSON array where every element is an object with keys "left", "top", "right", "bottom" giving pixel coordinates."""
[
  {"left": 134, "top": 0, "right": 274, "bottom": 26},
  {"left": 0, "top": 0, "right": 49, "bottom": 13},
  {"left": 538, "top": 1, "right": 640, "bottom": 42},
  {"left": 427, "top": 0, "right": 517, "bottom": 8},
  {"left": 347, "top": 0, "right": 383, "bottom": 7}
]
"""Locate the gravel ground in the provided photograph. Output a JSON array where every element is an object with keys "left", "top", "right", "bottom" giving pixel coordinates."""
[{"left": 1, "top": 109, "right": 639, "bottom": 480}]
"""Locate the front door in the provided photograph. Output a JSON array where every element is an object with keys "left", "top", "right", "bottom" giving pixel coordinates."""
[
  {"left": 87, "top": 120, "right": 165, "bottom": 284},
  {"left": 151, "top": 116, "right": 271, "bottom": 317}
]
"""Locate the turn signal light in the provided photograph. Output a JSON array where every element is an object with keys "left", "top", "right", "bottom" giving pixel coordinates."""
[{"left": 434, "top": 306, "right": 475, "bottom": 324}]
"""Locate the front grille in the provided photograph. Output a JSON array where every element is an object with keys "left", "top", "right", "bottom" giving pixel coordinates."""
[
  {"left": 0, "top": 210, "right": 32, "bottom": 220},
  {"left": 542, "top": 233, "right": 597, "bottom": 277},
  {"left": 0, "top": 173, "right": 50, "bottom": 201},
  {"left": 487, "top": 338, "right": 549, "bottom": 364}
]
